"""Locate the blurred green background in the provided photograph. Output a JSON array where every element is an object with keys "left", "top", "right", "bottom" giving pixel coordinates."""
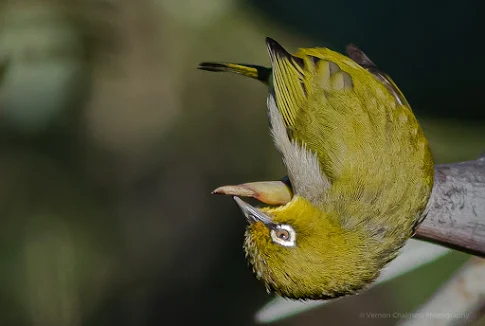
[{"left": 0, "top": 0, "right": 483, "bottom": 325}]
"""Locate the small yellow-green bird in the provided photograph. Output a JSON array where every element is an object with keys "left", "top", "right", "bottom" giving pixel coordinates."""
[{"left": 199, "top": 38, "right": 434, "bottom": 300}]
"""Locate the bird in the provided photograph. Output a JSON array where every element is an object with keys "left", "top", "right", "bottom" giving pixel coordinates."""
[{"left": 198, "top": 38, "right": 434, "bottom": 300}]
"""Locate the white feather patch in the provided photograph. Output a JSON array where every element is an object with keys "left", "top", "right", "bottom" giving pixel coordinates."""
[{"left": 267, "top": 95, "right": 330, "bottom": 203}]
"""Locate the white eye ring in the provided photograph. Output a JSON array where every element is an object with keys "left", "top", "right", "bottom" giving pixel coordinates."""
[{"left": 270, "top": 224, "right": 296, "bottom": 247}]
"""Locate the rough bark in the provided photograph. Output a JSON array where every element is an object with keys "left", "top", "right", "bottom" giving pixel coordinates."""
[{"left": 415, "top": 156, "right": 485, "bottom": 257}]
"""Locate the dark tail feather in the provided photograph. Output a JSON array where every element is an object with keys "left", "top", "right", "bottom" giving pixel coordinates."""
[{"left": 198, "top": 62, "right": 271, "bottom": 84}]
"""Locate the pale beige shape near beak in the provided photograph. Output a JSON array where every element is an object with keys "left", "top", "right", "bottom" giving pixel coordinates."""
[{"left": 212, "top": 181, "right": 292, "bottom": 205}]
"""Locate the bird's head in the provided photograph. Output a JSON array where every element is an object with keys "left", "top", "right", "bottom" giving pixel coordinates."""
[{"left": 235, "top": 195, "right": 383, "bottom": 299}]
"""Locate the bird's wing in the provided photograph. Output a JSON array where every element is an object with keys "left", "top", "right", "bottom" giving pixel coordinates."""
[
  {"left": 266, "top": 38, "right": 308, "bottom": 129},
  {"left": 266, "top": 39, "right": 362, "bottom": 188},
  {"left": 266, "top": 40, "right": 433, "bottom": 219},
  {"left": 345, "top": 44, "right": 410, "bottom": 108}
]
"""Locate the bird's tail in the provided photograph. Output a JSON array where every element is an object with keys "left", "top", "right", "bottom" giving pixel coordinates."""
[{"left": 198, "top": 62, "right": 271, "bottom": 85}]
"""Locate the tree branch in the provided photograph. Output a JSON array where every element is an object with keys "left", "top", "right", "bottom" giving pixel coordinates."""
[{"left": 414, "top": 156, "right": 485, "bottom": 257}]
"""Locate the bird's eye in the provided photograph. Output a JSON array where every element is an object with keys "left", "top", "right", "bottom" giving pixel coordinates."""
[
  {"left": 270, "top": 224, "right": 296, "bottom": 247},
  {"left": 275, "top": 229, "right": 289, "bottom": 240}
]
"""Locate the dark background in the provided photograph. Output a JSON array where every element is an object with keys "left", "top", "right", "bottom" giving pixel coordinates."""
[{"left": 0, "top": 0, "right": 483, "bottom": 325}]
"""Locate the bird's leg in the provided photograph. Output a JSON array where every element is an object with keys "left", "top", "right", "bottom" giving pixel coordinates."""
[{"left": 212, "top": 180, "right": 293, "bottom": 205}]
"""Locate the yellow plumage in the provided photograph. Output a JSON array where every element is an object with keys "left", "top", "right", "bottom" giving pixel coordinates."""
[{"left": 199, "top": 38, "right": 434, "bottom": 299}]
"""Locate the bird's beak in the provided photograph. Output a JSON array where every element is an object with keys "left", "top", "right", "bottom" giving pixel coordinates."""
[{"left": 233, "top": 196, "right": 273, "bottom": 225}]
